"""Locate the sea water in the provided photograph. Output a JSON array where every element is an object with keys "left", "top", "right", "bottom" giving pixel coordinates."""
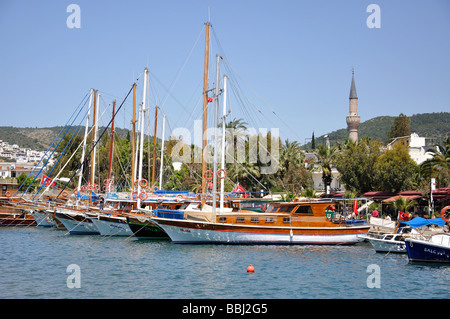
[{"left": 0, "top": 227, "right": 449, "bottom": 299}]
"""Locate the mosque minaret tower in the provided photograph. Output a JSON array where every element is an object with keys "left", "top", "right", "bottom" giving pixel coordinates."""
[{"left": 346, "top": 69, "right": 360, "bottom": 143}]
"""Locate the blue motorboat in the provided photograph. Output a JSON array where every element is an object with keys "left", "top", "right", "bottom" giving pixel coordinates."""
[{"left": 405, "top": 233, "right": 450, "bottom": 263}]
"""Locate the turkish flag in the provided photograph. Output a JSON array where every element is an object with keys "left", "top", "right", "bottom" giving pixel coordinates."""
[
  {"left": 353, "top": 199, "right": 358, "bottom": 215},
  {"left": 40, "top": 174, "right": 56, "bottom": 188},
  {"left": 208, "top": 97, "right": 213, "bottom": 103},
  {"left": 232, "top": 184, "right": 248, "bottom": 198}
]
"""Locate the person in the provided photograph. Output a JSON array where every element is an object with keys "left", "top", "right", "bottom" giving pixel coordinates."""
[
  {"left": 385, "top": 214, "right": 391, "bottom": 221},
  {"left": 99, "top": 196, "right": 105, "bottom": 209},
  {"left": 372, "top": 209, "right": 379, "bottom": 217}
]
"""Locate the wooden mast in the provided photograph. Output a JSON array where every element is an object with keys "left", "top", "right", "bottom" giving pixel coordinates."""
[
  {"left": 151, "top": 106, "right": 158, "bottom": 190},
  {"left": 201, "top": 22, "right": 211, "bottom": 206},
  {"left": 131, "top": 84, "right": 137, "bottom": 191}
]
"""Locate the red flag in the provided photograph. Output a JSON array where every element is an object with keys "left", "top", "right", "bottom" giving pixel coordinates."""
[
  {"left": 232, "top": 184, "right": 248, "bottom": 198},
  {"left": 398, "top": 211, "right": 410, "bottom": 221},
  {"left": 40, "top": 174, "right": 56, "bottom": 188},
  {"left": 208, "top": 97, "right": 213, "bottom": 103},
  {"left": 232, "top": 184, "right": 246, "bottom": 193},
  {"left": 353, "top": 199, "right": 358, "bottom": 215}
]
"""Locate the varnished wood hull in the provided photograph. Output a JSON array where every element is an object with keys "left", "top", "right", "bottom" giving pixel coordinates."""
[{"left": 152, "top": 217, "right": 370, "bottom": 245}]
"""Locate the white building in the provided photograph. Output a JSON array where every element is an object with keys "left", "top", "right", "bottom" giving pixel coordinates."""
[
  {"left": 387, "top": 132, "right": 434, "bottom": 165},
  {"left": 407, "top": 133, "right": 434, "bottom": 164}
]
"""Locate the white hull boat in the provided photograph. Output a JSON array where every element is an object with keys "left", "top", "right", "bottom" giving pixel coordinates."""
[
  {"left": 31, "top": 210, "right": 57, "bottom": 227},
  {"left": 366, "top": 233, "right": 407, "bottom": 253},
  {"left": 89, "top": 214, "right": 133, "bottom": 237},
  {"left": 54, "top": 209, "right": 100, "bottom": 235}
]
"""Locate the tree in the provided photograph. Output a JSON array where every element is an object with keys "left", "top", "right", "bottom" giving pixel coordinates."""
[
  {"left": 374, "top": 142, "right": 417, "bottom": 193},
  {"left": 419, "top": 137, "right": 450, "bottom": 188},
  {"left": 387, "top": 195, "right": 416, "bottom": 214},
  {"left": 388, "top": 113, "right": 410, "bottom": 140},
  {"left": 313, "top": 144, "right": 338, "bottom": 193},
  {"left": 334, "top": 137, "right": 383, "bottom": 193},
  {"left": 311, "top": 132, "right": 316, "bottom": 150}
]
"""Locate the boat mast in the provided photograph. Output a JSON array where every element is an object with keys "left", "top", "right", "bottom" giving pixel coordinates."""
[
  {"left": 90, "top": 90, "right": 100, "bottom": 187},
  {"left": 151, "top": 106, "right": 158, "bottom": 190},
  {"left": 108, "top": 100, "right": 116, "bottom": 182},
  {"left": 78, "top": 88, "right": 93, "bottom": 191},
  {"left": 131, "top": 83, "right": 137, "bottom": 191},
  {"left": 201, "top": 22, "right": 211, "bottom": 206},
  {"left": 159, "top": 113, "right": 166, "bottom": 189},
  {"left": 212, "top": 54, "right": 221, "bottom": 213},
  {"left": 137, "top": 67, "right": 149, "bottom": 207},
  {"left": 220, "top": 75, "right": 228, "bottom": 211}
]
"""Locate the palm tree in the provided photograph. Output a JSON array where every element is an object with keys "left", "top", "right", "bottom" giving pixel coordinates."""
[
  {"left": 313, "top": 144, "right": 338, "bottom": 193},
  {"left": 387, "top": 195, "right": 416, "bottom": 214},
  {"left": 419, "top": 137, "right": 450, "bottom": 189},
  {"left": 278, "top": 139, "right": 304, "bottom": 178},
  {"left": 301, "top": 188, "right": 317, "bottom": 199},
  {"left": 420, "top": 138, "right": 450, "bottom": 177}
]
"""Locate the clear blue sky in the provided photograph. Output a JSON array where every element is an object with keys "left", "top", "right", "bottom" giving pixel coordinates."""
[{"left": 1, "top": 0, "right": 449, "bottom": 145}]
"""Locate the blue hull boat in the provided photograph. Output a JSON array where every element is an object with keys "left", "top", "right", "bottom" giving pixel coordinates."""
[{"left": 405, "top": 234, "right": 450, "bottom": 263}]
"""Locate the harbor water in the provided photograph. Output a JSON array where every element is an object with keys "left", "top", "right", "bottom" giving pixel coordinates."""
[{"left": 0, "top": 227, "right": 449, "bottom": 299}]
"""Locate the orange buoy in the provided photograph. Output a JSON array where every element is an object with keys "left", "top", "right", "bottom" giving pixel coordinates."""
[{"left": 247, "top": 265, "right": 255, "bottom": 273}]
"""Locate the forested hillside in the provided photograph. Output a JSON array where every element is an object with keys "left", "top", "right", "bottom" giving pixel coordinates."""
[
  {"left": 305, "top": 112, "right": 449, "bottom": 148},
  {"left": 0, "top": 112, "right": 448, "bottom": 151}
]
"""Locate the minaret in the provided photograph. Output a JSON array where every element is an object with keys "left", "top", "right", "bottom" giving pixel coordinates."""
[{"left": 346, "top": 69, "right": 360, "bottom": 143}]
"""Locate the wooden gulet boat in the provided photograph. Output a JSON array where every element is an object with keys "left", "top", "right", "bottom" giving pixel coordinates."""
[
  {"left": 0, "top": 197, "right": 37, "bottom": 226},
  {"left": 151, "top": 200, "right": 370, "bottom": 245}
]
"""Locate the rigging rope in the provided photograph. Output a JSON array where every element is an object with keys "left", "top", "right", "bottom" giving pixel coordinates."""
[{"left": 56, "top": 79, "right": 140, "bottom": 199}]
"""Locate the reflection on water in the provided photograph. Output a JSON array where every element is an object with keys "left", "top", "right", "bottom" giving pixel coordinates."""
[{"left": 0, "top": 228, "right": 449, "bottom": 298}]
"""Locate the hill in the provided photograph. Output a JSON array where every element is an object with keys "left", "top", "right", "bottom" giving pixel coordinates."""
[
  {"left": 0, "top": 126, "right": 133, "bottom": 151},
  {"left": 305, "top": 112, "right": 449, "bottom": 149},
  {"left": 0, "top": 112, "right": 448, "bottom": 152}
]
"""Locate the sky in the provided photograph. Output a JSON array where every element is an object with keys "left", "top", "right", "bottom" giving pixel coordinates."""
[{"left": 0, "top": 0, "right": 449, "bottom": 146}]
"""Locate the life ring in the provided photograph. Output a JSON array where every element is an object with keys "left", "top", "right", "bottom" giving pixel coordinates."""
[
  {"left": 62, "top": 191, "right": 69, "bottom": 197},
  {"left": 5, "top": 191, "right": 11, "bottom": 197},
  {"left": 139, "top": 179, "right": 148, "bottom": 188},
  {"left": 217, "top": 168, "right": 227, "bottom": 179},
  {"left": 441, "top": 206, "right": 450, "bottom": 222},
  {"left": 224, "top": 194, "right": 229, "bottom": 200},
  {"left": 176, "top": 194, "right": 184, "bottom": 202},
  {"left": 139, "top": 192, "right": 148, "bottom": 201},
  {"left": 132, "top": 192, "right": 138, "bottom": 200},
  {"left": 103, "top": 179, "right": 110, "bottom": 185},
  {"left": 157, "top": 195, "right": 164, "bottom": 203},
  {"left": 204, "top": 170, "right": 213, "bottom": 180},
  {"left": 73, "top": 187, "right": 79, "bottom": 194}
]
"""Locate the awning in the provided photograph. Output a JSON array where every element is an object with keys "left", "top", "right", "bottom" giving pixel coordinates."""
[
  {"left": 382, "top": 195, "right": 422, "bottom": 203},
  {"left": 399, "top": 217, "right": 446, "bottom": 228}
]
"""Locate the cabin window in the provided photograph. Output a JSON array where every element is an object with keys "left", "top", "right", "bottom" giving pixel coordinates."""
[
  {"left": 283, "top": 217, "right": 290, "bottom": 223},
  {"left": 295, "top": 205, "right": 313, "bottom": 214},
  {"left": 250, "top": 216, "right": 259, "bottom": 223},
  {"left": 236, "top": 216, "right": 245, "bottom": 223},
  {"left": 279, "top": 205, "right": 295, "bottom": 213},
  {"left": 218, "top": 217, "right": 227, "bottom": 223},
  {"left": 266, "top": 204, "right": 277, "bottom": 213},
  {"left": 265, "top": 217, "right": 274, "bottom": 223}
]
